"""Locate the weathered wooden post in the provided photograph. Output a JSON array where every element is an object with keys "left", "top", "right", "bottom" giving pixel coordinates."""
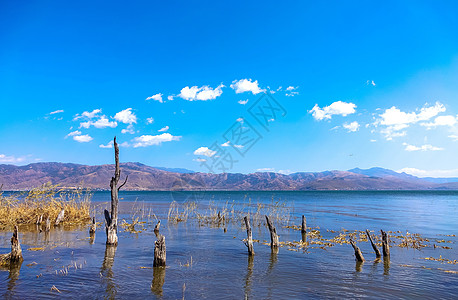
[
  {"left": 265, "top": 215, "right": 279, "bottom": 249},
  {"left": 55, "top": 209, "right": 65, "bottom": 226},
  {"left": 104, "top": 137, "right": 128, "bottom": 245},
  {"left": 244, "top": 216, "right": 255, "bottom": 255},
  {"left": 301, "top": 215, "right": 306, "bottom": 233},
  {"left": 153, "top": 233, "right": 166, "bottom": 267},
  {"left": 89, "top": 217, "right": 96, "bottom": 235},
  {"left": 366, "top": 229, "right": 381, "bottom": 258},
  {"left": 0, "top": 226, "right": 23, "bottom": 266},
  {"left": 154, "top": 220, "right": 161, "bottom": 233},
  {"left": 45, "top": 217, "right": 51, "bottom": 232},
  {"left": 381, "top": 230, "right": 390, "bottom": 258},
  {"left": 349, "top": 239, "right": 365, "bottom": 262}
]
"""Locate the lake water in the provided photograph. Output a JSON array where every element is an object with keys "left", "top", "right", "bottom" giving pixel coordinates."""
[{"left": 1, "top": 191, "right": 457, "bottom": 299}]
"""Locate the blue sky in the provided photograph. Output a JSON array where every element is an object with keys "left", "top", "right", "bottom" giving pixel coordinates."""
[{"left": 1, "top": 1, "right": 458, "bottom": 176}]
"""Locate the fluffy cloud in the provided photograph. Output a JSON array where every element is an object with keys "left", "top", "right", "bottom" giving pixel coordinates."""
[
  {"left": 238, "top": 99, "right": 249, "bottom": 105},
  {"left": 193, "top": 146, "right": 216, "bottom": 157},
  {"left": 146, "top": 117, "right": 154, "bottom": 124},
  {"left": 256, "top": 168, "right": 275, "bottom": 172},
  {"left": 73, "top": 109, "right": 102, "bottom": 120},
  {"left": 0, "top": 154, "right": 25, "bottom": 163},
  {"left": 158, "top": 126, "right": 169, "bottom": 132},
  {"left": 398, "top": 167, "right": 458, "bottom": 178},
  {"left": 367, "top": 80, "right": 376, "bottom": 86},
  {"left": 114, "top": 108, "right": 137, "bottom": 124},
  {"left": 73, "top": 134, "right": 93, "bottom": 143},
  {"left": 402, "top": 143, "right": 443, "bottom": 152},
  {"left": 310, "top": 101, "right": 357, "bottom": 120},
  {"left": 421, "top": 115, "right": 457, "bottom": 128},
  {"left": 50, "top": 109, "right": 64, "bottom": 115},
  {"left": 99, "top": 140, "right": 129, "bottom": 148},
  {"left": 285, "top": 86, "right": 299, "bottom": 97},
  {"left": 121, "top": 124, "right": 135, "bottom": 134},
  {"left": 230, "top": 79, "right": 264, "bottom": 94},
  {"left": 221, "top": 141, "right": 230, "bottom": 147},
  {"left": 66, "top": 130, "right": 82, "bottom": 138},
  {"left": 146, "top": 93, "right": 163, "bottom": 103},
  {"left": 178, "top": 84, "right": 224, "bottom": 101},
  {"left": 343, "top": 121, "right": 360, "bottom": 132},
  {"left": 376, "top": 102, "right": 446, "bottom": 140},
  {"left": 132, "top": 133, "right": 181, "bottom": 147},
  {"left": 80, "top": 116, "right": 117, "bottom": 129}
]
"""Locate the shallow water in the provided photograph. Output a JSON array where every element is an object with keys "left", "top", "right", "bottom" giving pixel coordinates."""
[{"left": 1, "top": 191, "right": 457, "bottom": 299}]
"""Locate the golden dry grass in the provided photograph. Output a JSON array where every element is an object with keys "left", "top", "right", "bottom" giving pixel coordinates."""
[{"left": 0, "top": 183, "right": 91, "bottom": 228}]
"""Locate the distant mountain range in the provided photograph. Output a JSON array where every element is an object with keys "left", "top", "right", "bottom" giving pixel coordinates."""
[{"left": 0, "top": 162, "right": 457, "bottom": 191}]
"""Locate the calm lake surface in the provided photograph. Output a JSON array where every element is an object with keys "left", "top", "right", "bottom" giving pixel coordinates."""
[{"left": 1, "top": 191, "right": 458, "bottom": 299}]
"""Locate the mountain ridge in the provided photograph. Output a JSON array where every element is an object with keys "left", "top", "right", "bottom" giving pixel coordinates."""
[{"left": 0, "top": 163, "right": 457, "bottom": 191}]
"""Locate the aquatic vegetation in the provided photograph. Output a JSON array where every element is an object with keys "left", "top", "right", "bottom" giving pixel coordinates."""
[{"left": 0, "top": 183, "right": 91, "bottom": 228}]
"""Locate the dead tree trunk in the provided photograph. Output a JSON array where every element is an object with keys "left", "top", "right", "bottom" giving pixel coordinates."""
[
  {"left": 45, "top": 217, "right": 51, "bottom": 232},
  {"left": 36, "top": 215, "right": 43, "bottom": 225},
  {"left": 55, "top": 209, "right": 65, "bottom": 226},
  {"left": 366, "top": 229, "right": 381, "bottom": 258},
  {"left": 153, "top": 233, "right": 166, "bottom": 267},
  {"left": 244, "top": 216, "right": 255, "bottom": 255},
  {"left": 301, "top": 215, "right": 306, "bottom": 233},
  {"left": 349, "top": 239, "right": 365, "bottom": 262},
  {"left": 154, "top": 220, "right": 161, "bottom": 233},
  {"left": 381, "top": 230, "right": 390, "bottom": 258},
  {"left": 265, "top": 215, "right": 279, "bottom": 249},
  {"left": 89, "top": 217, "right": 96, "bottom": 235},
  {"left": 105, "top": 137, "right": 128, "bottom": 245},
  {"left": 0, "top": 226, "right": 23, "bottom": 265}
]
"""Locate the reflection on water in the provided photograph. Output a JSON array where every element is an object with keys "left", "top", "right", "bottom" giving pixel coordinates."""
[
  {"left": 355, "top": 260, "right": 364, "bottom": 272},
  {"left": 151, "top": 267, "right": 166, "bottom": 297},
  {"left": 0, "top": 191, "right": 457, "bottom": 298},
  {"left": 1, "top": 261, "right": 22, "bottom": 299}
]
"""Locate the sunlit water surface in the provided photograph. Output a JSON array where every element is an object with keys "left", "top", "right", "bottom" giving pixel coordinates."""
[{"left": 1, "top": 191, "right": 457, "bottom": 299}]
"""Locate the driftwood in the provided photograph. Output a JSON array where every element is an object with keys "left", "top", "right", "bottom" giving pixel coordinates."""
[
  {"left": 0, "top": 226, "right": 23, "bottom": 266},
  {"left": 265, "top": 215, "right": 279, "bottom": 249},
  {"left": 105, "top": 137, "right": 128, "bottom": 245},
  {"left": 366, "top": 229, "right": 381, "bottom": 258},
  {"left": 349, "top": 239, "right": 365, "bottom": 262},
  {"left": 244, "top": 216, "right": 255, "bottom": 255},
  {"left": 153, "top": 233, "right": 166, "bottom": 267},
  {"left": 301, "top": 215, "right": 306, "bottom": 233},
  {"left": 89, "top": 217, "right": 96, "bottom": 235},
  {"left": 381, "top": 230, "right": 390, "bottom": 258},
  {"left": 55, "top": 209, "right": 65, "bottom": 226},
  {"left": 154, "top": 220, "right": 161, "bottom": 233}
]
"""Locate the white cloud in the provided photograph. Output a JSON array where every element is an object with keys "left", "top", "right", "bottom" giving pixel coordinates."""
[
  {"left": 0, "top": 154, "right": 25, "bottom": 163},
  {"left": 256, "top": 168, "right": 275, "bottom": 172},
  {"left": 234, "top": 144, "right": 244, "bottom": 149},
  {"left": 146, "top": 93, "right": 163, "bottom": 103},
  {"left": 132, "top": 133, "right": 181, "bottom": 147},
  {"left": 449, "top": 134, "right": 458, "bottom": 141},
  {"left": 278, "top": 169, "right": 292, "bottom": 175},
  {"left": 367, "top": 80, "right": 376, "bottom": 86},
  {"left": 121, "top": 124, "right": 135, "bottom": 134},
  {"left": 193, "top": 146, "right": 216, "bottom": 157},
  {"left": 66, "top": 130, "right": 82, "bottom": 138},
  {"left": 402, "top": 143, "right": 443, "bottom": 152},
  {"left": 285, "top": 86, "right": 299, "bottom": 97},
  {"left": 343, "top": 121, "right": 360, "bottom": 132},
  {"left": 50, "top": 109, "right": 64, "bottom": 115},
  {"left": 167, "top": 95, "right": 174, "bottom": 101},
  {"left": 73, "top": 109, "right": 102, "bottom": 120},
  {"left": 178, "top": 84, "right": 224, "bottom": 101},
  {"left": 421, "top": 115, "right": 457, "bottom": 128},
  {"left": 73, "top": 134, "right": 93, "bottom": 143},
  {"left": 370, "top": 139, "right": 377, "bottom": 142},
  {"left": 114, "top": 108, "right": 137, "bottom": 124},
  {"left": 193, "top": 158, "right": 207, "bottom": 162},
  {"left": 230, "top": 79, "right": 264, "bottom": 94},
  {"left": 398, "top": 167, "right": 458, "bottom": 178},
  {"left": 158, "top": 125, "right": 169, "bottom": 132},
  {"left": 99, "top": 141, "right": 114, "bottom": 148},
  {"left": 238, "top": 99, "right": 249, "bottom": 105},
  {"left": 221, "top": 141, "right": 230, "bottom": 147},
  {"left": 310, "top": 101, "right": 357, "bottom": 120},
  {"left": 146, "top": 117, "right": 154, "bottom": 124},
  {"left": 236, "top": 117, "right": 244, "bottom": 123},
  {"left": 80, "top": 116, "right": 117, "bottom": 129}
]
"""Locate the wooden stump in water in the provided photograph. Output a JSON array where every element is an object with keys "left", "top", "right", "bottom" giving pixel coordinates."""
[
  {"left": 89, "top": 217, "right": 96, "bottom": 235},
  {"left": 55, "top": 209, "right": 65, "bottom": 226},
  {"left": 45, "top": 217, "right": 51, "bottom": 232},
  {"left": 301, "top": 215, "right": 306, "bottom": 234},
  {"left": 366, "top": 229, "right": 381, "bottom": 258},
  {"left": 244, "top": 216, "right": 255, "bottom": 255},
  {"left": 0, "top": 226, "right": 23, "bottom": 266},
  {"left": 153, "top": 234, "right": 166, "bottom": 267},
  {"left": 349, "top": 239, "right": 365, "bottom": 262},
  {"left": 36, "top": 215, "right": 43, "bottom": 225},
  {"left": 381, "top": 230, "right": 390, "bottom": 258},
  {"left": 105, "top": 137, "right": 128, "bottom": 245},
  {"left": 265, "top": 215, "right": 279, "bottom": 249}
]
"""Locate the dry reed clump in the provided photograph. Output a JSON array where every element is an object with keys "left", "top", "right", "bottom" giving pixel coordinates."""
[{"left": 0, "top": 183, "right": 91, "bottom": 228}]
